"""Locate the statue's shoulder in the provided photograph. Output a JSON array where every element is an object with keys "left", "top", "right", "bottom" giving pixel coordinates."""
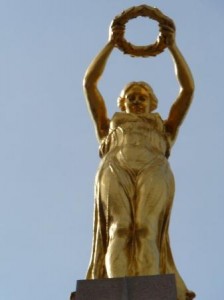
[
  {"left": 110, "top": 112, "right": 128, "bottom": 128},
  {"left": 111, "top": 112, "right": 126, "bottom": 120},
  {"left": 150, "top": 112, "right": 163, "bottom": 121}
]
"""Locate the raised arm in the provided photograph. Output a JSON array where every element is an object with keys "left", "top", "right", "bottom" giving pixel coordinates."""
[
  {"left": 83, "top": 38, "right": 115, "bottom": 142},
  {"left": 161, "top": 23, "right": 195, "bottom": 142}
]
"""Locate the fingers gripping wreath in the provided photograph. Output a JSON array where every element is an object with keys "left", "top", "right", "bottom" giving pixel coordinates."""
[{"left": 110, "top": 5, "right": 175, "bottom": 57}]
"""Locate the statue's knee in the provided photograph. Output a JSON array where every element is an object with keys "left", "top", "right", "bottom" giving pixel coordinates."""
[{"left": 109, "top": 223, "right": 130, "bottom": 240}]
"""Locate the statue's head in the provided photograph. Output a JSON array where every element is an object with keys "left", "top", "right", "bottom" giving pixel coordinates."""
[{"left": 117, "top": 81, "right": 158, "bottom": 114}]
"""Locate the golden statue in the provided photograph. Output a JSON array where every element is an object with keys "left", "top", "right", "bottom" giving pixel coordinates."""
[{"left": 83, "top": 5, "right": 195, "bottom": 300}]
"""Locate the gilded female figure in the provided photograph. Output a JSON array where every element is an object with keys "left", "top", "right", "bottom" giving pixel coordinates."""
[{"left": 83, "top": 8, "right": 195, "bottom": 300}]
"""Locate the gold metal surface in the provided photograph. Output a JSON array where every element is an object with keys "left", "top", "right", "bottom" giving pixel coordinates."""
[
  {"left": 110, "top": 5, "right": 172, "bottom": 57},
  {"left": 83, "top": 5, "right": 195, "bottom": 300}
]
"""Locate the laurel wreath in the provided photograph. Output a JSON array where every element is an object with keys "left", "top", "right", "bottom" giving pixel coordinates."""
[{"left": 111, "top": 5, "right": 172, "bottom": 57}]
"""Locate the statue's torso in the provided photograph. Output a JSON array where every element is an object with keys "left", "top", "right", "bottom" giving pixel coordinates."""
[{"left": 100, "top": 112, "right": 171, "bottom": 168}]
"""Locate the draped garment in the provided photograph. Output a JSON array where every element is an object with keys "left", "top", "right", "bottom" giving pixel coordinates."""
[{"left": 86, "top": 112, "right": 193, "bottom": 300}]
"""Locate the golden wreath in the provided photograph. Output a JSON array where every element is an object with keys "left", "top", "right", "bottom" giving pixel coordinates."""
[{"left": 111, "top": 5, "right": 174, "bottom": 57}]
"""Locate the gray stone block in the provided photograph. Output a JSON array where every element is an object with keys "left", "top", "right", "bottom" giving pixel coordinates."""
[{"left": 73, "top": 274, "right": 177, "bottom": 300}]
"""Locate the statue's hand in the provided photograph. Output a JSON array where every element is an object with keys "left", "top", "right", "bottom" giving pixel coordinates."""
[
  {"left": 135, "top": 5, "right": 176, "bottom": 48},
  {"left": 109, "top": 20, "right": 125, "bottom": 46},
  {"left": 159, "top": 21, "right": 176, "bottom": 48}
]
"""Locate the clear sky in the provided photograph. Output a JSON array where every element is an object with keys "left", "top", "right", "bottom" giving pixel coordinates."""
[{"left": 0, "top": 1, "right": 224, "bottom": 299}]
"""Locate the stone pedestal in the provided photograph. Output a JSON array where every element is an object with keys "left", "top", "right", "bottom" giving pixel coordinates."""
[{"left": 70, "top": 274, "right": 177, "bottom": 300}]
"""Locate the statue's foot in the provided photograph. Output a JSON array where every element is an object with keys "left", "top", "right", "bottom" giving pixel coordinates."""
[
  {"left": 70, "top": 291, "right": 76, "bottom": 300},
  {"left": 186, "top": 290, "right": 196, "bottom": 300}
]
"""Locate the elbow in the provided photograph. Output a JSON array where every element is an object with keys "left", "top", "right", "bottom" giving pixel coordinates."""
[
  {"left": 82, "top": 75, "right": 95, "bottom": 90},
  {"left": 83, "top": 74, "right": 96, "bottom": 91},
  {"left": 189, "top": 81, "right": 195, "bottom": 94},
  {"left": 186, "top": 86, "right": 195, "bottom": 99},
  {"left": 189, "top": 84, "right": 195, "bottom": 99},
  {"left": 179, "top": 85, "right": 195, "bottom": 103},
  {"left": 188, "top": 77, "right": 195, "bottom": 94},
  {"left": 83, "top": 74, "right": 90, "bottom": 89},
  {"left": 183, "top": 81, "right": 195, "bottom": 98}
]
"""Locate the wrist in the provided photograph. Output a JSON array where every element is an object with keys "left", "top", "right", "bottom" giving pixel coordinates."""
[{"left": 168, "top": 41, "right": 177, "bottom": 51}]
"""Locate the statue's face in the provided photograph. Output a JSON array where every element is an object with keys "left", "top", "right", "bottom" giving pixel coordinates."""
[{"left": 124, "top": 85, "right": 151, "bottom": 114}]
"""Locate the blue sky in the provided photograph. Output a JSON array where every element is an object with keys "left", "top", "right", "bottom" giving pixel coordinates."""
[{"left": 0, "top": 1, "right": 224, "bottom": 299}]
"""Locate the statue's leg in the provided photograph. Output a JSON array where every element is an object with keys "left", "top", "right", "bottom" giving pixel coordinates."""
[
  {"left": 134, "top": 159, "right": 174, "bottom": 275},
  {"left": 99, "top": 162, "right": 135, "bottom": 277}
]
